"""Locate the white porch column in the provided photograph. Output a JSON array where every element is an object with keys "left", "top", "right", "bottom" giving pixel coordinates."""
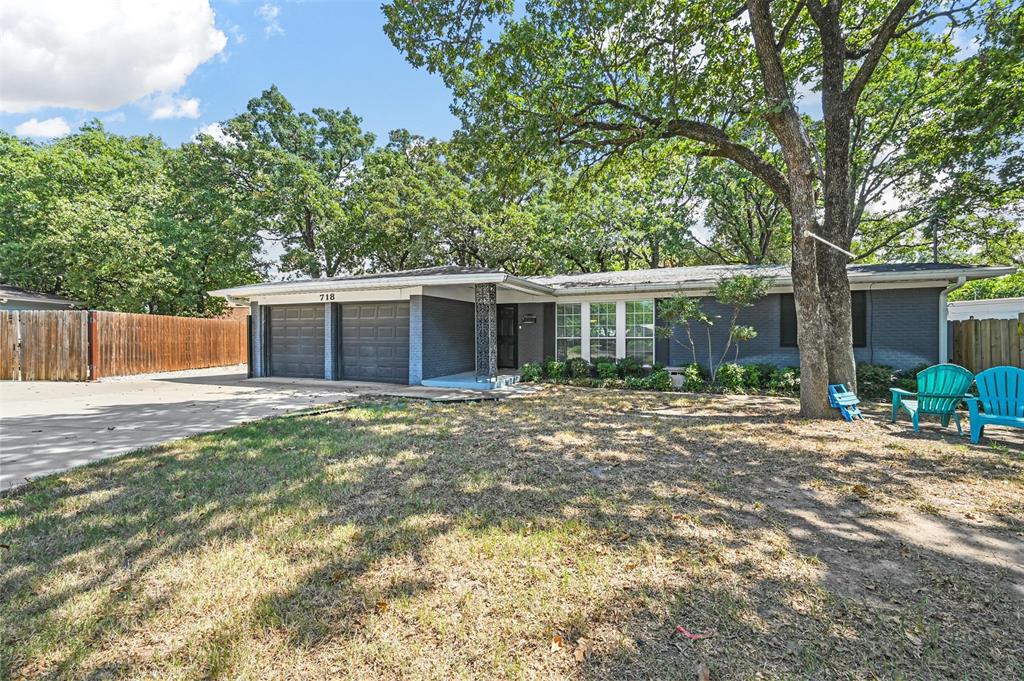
[
  {"left": 580, "top": 301, "right": 591, "bottom": 362},
  {"left": 615, "top": 300, "right": 626, "bottom": 359}
]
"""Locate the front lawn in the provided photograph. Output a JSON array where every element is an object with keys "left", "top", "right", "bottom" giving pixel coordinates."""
[{"left": 2, "top": 389, "right": 1022, "bottom": 679}]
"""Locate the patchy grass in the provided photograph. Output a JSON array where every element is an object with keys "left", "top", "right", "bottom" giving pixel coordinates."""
[{"left": 2, "top": 389, "right": 1023, "bottom": 680}]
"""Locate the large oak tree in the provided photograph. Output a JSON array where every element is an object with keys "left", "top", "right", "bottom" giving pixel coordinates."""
[{"left": 384, "top": 0, "right": 1008, "bottom": 417}]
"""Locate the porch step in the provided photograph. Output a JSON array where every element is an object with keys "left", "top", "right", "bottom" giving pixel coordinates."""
[{"left": 421, "top": 372, "right": 521, "bottom": 391}]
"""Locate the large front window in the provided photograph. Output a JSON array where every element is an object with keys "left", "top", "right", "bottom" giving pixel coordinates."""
[
  {"left": 625, "top": 300, "right": 655, "bottom": 364},
  {"left": 554, "top": 300, "right": 655, "bottom": 364},
  {"left": 589, "top": 302, "right": 617, "bottom": 360},
  {"left": 555, "top": 303, "right": 582, "bottom": 360}
]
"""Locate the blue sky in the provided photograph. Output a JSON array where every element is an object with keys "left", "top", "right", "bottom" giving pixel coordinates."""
[{"left": 0, "top": 1, "right": 460, "bottom": 147}]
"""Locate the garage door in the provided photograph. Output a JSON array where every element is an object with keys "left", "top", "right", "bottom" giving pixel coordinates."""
[
  {"left": 269, "top": 305, "right": 324, "bottom": 378},
  {"left": 341, "top": 302, "right": 409, "bottom": 383}
]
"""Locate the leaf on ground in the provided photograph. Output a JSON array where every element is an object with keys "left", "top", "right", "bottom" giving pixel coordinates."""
[
  {"left": 852, "top": 484, "right": 870, "bottom": 498},
  {"left": 574, "top": 638, "right": 590, "bottom": 663},
  {"left": 697, "top": 662, "right": 711, "bottom": 681},
  {"left": 375, "top": 600, "right": 389, "bottom": 614},
  {"left": 550, "top": 634, "right": 566, "bottom": 654}
]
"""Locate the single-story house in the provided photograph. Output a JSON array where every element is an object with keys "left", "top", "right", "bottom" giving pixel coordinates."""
[
  {"left": 947, "top": 296, "right": 1024, "bottom": 321},
  {"left": 210, "top": 263, "right": 1015, "bottom": 389},
  {"left": 0, "top": 285, "right": 82, "bottom": 311}
]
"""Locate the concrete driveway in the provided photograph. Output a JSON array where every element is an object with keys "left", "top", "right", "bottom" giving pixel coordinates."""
[{"left": 0, "top": 368, "right": 481, "bottom": 490}]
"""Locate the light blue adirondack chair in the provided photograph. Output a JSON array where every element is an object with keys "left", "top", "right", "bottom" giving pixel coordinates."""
[
  {"left": 965, "top": 366, "right": 1024, "bottom": 444},
  {"left": 890, "top": 364, "right": 974, "bottom": 435}
]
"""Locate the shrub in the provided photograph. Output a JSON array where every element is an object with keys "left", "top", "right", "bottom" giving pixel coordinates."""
[
  {"left": 856, "top": 363, "right": 894, "bottom": 399},
  {"left": 595, "top": 361, "right": 618, "bottom": 380},
  {"left": 767, "top": 367, "right": 800, "bottom": 394},
  {"left": 520, "top": 362, "right": 543, "bottom": 382},
  {"left": 742, "top": 364, "right": 773, "bottom": 391},
  {"left": 716, "top": 363, "right": 745, "bottom": 392},
  {"left": 600, "top": 378, "right": 626, "bottom": 389},
  {"left": 616, "top": 356, "right": 643, "bottom": 378},
  {"left": 891, "top": 363, "right": 928, "bottom": 394},
  {"left": 568, "top": 377, "right": 597, "bottom": 387},
  {"left": 543, "top": 358, "right": 566, "bottom": 380},
  {"left": 624, "top": 375, "right": 647, "bottom": 390},
  {"left": 679, "top": 362, "right": 707, "bottom": 392},
  {"left": 644, "top": 368, "right": 674, "bottom": 391},
  {"left": 567, "top": 357, "right": 591, "bottom": 379}
]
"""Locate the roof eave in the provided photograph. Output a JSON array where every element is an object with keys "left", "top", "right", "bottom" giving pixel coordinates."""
[{"left": 210, "top": 272, "right": 556, "bottom": 299}]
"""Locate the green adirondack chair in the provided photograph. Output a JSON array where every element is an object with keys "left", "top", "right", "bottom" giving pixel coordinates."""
[
  {"left": 890, "top": 363, "right": 974, "bottom": 435},
  {"left": 965, "top": 366, "right": 1024, "bottom": 444}
]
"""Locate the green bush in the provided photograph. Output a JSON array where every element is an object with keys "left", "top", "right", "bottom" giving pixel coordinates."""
[
  {"left": 624, "top": 375, "right": 647, "bottom": 390},
  {"left": 600, "top": 378, "right": 626, "bottom": 389},
  {"left": 520, "top": 362, "right": 543, "bottom": 382},
  {"left": 856, "top": 363, "right": 894, "bottom": 399},
  {"left": 644, "top": 368, "right": 674, "bottom": 391},
  {"left": 596, "top": 361, "right": 618, "bottom": 380},
  {"left": 716, "top": 363, "right": 745, "bottom": 392},
  {"left": 767, "top": 367, "right": 800, "bottom": 394},
  {"left": 616, "top": 356, "right": 643, "bottom": 378},
  {"left": 567, "top": 357, "right": 591, "bottom": 379},
  {"left": 742, "top": 364, "right": 773, "bottom": 391},
  {"left": 543, "top": 358, "right": 566, "bottom": 380},
  {"left": 890, "top": 364, "right": 927, "bottom": 394},
  {"left": 680, "top": 363, "right": 707, "bottom": 392}
]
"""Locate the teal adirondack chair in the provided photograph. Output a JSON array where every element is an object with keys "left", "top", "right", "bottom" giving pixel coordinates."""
[
  {"left": 965, "top": 366, "right": 1024, "bottom": 444},
  {"left": 890, "top": 363, "right": 974, "bottom": 435}
]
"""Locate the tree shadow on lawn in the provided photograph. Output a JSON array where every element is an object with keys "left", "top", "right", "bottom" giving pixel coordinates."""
[{"left": 1, "top": 389, "right": 1022, "bottom": 679}]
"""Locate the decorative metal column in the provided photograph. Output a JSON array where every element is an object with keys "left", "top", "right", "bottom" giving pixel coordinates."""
[{"left": 474, "top": 283, "right": 498, "bottom": 382}]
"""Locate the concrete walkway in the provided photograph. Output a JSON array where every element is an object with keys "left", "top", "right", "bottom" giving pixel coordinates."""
[{"left": 0, "top": 368, "right": 534, "bottom": 490}]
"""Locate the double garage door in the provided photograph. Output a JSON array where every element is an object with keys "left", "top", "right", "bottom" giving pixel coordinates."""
[{"left": 268, "top": 302, "right": 409, "bottom": 383}]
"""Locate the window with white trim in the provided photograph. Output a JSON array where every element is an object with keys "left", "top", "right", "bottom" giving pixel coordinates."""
[
  {"left": 589, "top": 302, "right": 617, "bottom": 360},
  {"left": 625, "top": 300, "right": 655, "bottom": 364},
  {"left": 555, "top": 303, "right": 582, "bottom": 360}
]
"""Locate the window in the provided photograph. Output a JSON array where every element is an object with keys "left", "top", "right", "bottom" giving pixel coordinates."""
[
  {"left": 780, "top": 291, "right": 867, "bottom": 348},
  {"left": 589, "top": 302, "right": 617, "bottom": 360},
  {"left": 625, "top": 300, "right": 655, "bottom": 364},
  {"left": 555, "top": 303, "right": 582, "bottom": 360},
  {"left": 780, "top": 294, "right": 797, "bottom": 347}
]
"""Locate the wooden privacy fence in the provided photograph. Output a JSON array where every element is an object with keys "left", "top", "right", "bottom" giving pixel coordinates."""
[
  {"left": 0, "top": 310, "right": 247, "bottom": 381},
  {"left": 952, "top": 313, "right": 1024, "bottom": 373}
]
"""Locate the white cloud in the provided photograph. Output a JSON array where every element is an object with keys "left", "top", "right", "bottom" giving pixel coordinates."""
[
  {"left": 229, "top": 23, "right": 246, "bottom": 44},
  {"left": 147, "top": 95, "right": 201, "bottom": 120},
  {"left": 0, "top": 0, "right": 226, "bottom": 113},
  {"left": 14, "top": 117, "right": 71, "bottom": 138},
  {"left": 194, "top": 122, "right": 233, "bottom": 144},
  {"left": 257, "top": 3, "right": 284, "bottom": 38}
]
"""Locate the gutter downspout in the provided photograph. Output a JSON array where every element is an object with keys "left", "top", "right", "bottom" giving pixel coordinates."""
[{"left": 939, "top": 276, "right": 967, "bottom": 363}]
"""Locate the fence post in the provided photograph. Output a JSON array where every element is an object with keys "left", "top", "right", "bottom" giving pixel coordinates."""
[{"left": 88, "top": 310, "right": 99, "bottom": 381}]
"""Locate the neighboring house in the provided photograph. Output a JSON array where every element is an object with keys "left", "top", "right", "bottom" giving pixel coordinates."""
[
  {"left": 0, "top": 285, "right": 81, "bottom": 311},
  {"left": 947, "top": 296, "right": 1024, "bottom": 321},
  {"left": 210, "top": 263, "right": 1015, "bottom": 388}
]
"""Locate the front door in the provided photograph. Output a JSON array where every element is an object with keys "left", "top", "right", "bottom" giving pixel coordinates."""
[{"left": 497, "top": 304, "right": 518, "bottom": 369}]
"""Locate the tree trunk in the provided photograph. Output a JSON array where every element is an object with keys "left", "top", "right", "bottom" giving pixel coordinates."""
[
  {"left": 816, "top": 5, "right": 858, "bottom": 393},
  {"left": 747, "top": 0, "right": 832, "bottom": 418},
  {"left": 789, "top": 179, "right": 833, "bottom": 419}
]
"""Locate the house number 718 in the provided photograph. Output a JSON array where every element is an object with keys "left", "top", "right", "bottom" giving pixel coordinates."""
[{"left": 320, "top": 293, "right": 335, "bottom": 301}]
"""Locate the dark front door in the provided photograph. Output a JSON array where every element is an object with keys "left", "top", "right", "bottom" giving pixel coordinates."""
[{"left": 497, "top": 304, "right": 518, "bottom": 369}]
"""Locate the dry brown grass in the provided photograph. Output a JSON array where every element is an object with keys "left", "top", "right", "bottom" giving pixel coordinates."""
[{"left": 2, "top": 388, "right": 1022, "bottom": 680}]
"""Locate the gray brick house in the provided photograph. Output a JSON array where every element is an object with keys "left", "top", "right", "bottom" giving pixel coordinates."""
[{"left": 210, "top": 263, "right": 1014, "bottom": 389}]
